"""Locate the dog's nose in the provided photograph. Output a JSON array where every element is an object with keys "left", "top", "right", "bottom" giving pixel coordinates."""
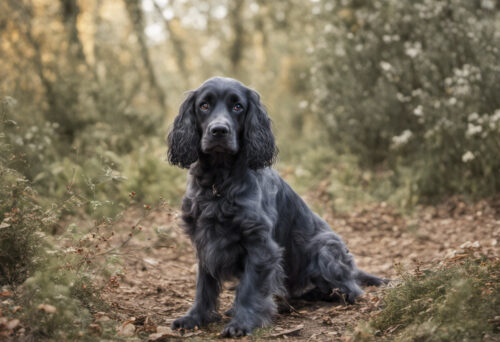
[{"left": 210, "top": 124, "right": 229, "bottom": 137}]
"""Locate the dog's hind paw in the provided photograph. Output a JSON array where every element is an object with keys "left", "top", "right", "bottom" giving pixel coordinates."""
[
  {"left": 356, "top": 270, "right": 390, "bottom": 287},
  {"left": 221, "top": 322, "right": 251, "bottom": 337}
]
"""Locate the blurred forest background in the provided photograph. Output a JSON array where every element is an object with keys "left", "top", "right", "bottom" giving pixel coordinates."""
[{"left": 0, "top": 0, "right": 499, "bottom": 341}]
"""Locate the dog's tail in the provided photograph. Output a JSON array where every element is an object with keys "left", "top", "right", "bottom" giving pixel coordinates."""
[{"left": 355, "top": 269, "right": 390, "bottom": 287}]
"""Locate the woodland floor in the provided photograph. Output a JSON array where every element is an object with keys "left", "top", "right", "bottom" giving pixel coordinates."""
[{"left": 96, "top": 196, "right": 500, "bottom": 342}]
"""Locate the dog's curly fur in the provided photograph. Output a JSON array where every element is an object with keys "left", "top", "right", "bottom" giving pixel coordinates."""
[{"left": 167, "top": 77, "right": 387, "bottom": 337}]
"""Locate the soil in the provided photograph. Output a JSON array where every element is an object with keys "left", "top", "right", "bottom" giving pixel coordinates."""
[{"left": 100, "top": 197, "right": 499, "bottom": 341}]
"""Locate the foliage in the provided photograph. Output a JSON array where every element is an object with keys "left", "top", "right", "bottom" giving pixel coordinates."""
[
  {"left": 0, "top": 0, "right": 499, "bottom": 339},
  {"left": 312, "top": 0, "right": 500, "bottom": 201},
  {"left": 0, "top": 99, "right": 45, "bottom": 285},
  {"left": 18, "top": 260, "right": 96, "bottom": 341},
  {"left": 354, "top": 254, "right": 499, "bottom": 341},
  {"left": 0, "top": 97, "right": 155, "bottom": 340},
  {"left": 0, "top": 168, "right": 43, "bottom": 285}
]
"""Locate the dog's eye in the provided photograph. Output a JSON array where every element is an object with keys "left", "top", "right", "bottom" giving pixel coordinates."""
[
  {"left": 200, "top": 103, "right": 210, "bottom": 111},
  {"left": 233, "top": 104, "right": 243, "bottom": 112}
]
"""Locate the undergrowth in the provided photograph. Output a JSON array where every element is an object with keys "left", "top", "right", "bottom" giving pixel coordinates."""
[
  {"left": 278, "top": 142, "right": 416, "bottom": 213},
  {"left": 0, "top": 97, "right": 165, "bottom": 340},
  {"left": 354, "top": 253, "right": 499, "bottom": 341}
]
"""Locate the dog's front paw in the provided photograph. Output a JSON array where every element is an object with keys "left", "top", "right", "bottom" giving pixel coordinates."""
[
  {"left": 172, "top": 312, "right": 221, "bottom": 331},
  {"left": 171, "top": 315, "right": 200, "bottom": 330},
  {"left": 221, "top": 321, "right": 252, "bottom": 337},
  {"left": 224, "top": 307, "right": 234, "bottom": 317}
]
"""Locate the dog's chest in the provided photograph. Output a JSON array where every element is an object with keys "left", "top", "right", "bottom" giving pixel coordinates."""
[{"left": 189, "top": 195, "right": 246, "bottom": 278}]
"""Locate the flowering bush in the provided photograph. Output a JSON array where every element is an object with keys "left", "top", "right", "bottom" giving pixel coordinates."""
[{"left": 311, "top": 0, "right": 500, "bottom": 201}]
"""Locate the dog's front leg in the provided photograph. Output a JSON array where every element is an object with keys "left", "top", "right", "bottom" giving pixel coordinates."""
[
  {"left": 221, "top": 237, "right": 282, "bottom": 337},
  {"left": 171, "top": 264, "right": 221, "bottom": 330}
]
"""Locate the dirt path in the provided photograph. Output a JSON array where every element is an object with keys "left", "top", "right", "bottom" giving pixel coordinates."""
[{"left": 100, "top": 198, "right": 499, "bottom": 341}]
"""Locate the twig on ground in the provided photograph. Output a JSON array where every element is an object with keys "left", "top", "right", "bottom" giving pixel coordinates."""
[{"left": 266, "top": 324, "right": 304, "bottom": 338}]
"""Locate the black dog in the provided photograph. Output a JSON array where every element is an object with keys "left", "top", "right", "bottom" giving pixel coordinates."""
[{"left": 167, "top": 77, "right": 386, "bottom": 337}]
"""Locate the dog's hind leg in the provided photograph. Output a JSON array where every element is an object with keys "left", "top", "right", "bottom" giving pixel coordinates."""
[
  {"left": 309, "top": 232, "right": 363, "bottom": 304},
  {"left": 355, "top": 269, "right": 390, "bottom": 286},
  {"left": 295, "top": 286, "right": 343, "bottom": 302}
]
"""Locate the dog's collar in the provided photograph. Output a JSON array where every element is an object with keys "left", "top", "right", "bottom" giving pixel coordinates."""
[{"left": 212, "top": 184, "right": 221, "bottom": 197}]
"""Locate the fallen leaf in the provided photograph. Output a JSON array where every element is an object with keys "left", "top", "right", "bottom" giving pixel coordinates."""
[
  {"left": 0, "top": 291, "right": 13, "bottom": 298},
  {"left": 89, "top": 323, "right": 102, "bottom": 335},
  {"left": 117, "top": 321, "right": 136, "bottom": 337},
  {"left": 95, "top": 314, "right": 110, "bottom": 322},
  {"left": 143, "top": 258, "right": 159, "bottom": 266},
  {"left": 460, "top": 241, "right": 481, "bottom": 249},
  {"left": 7, "top": 319, "right": 20, "bottom": 330},
  {"left": 144, "top": 316, "right": 157, "bottom": 333},
  {"left": 37, "top": 304, "right": 57, "bottom": 313}
]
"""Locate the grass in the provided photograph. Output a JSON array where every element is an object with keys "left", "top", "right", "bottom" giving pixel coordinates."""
[{"left": 353, "top": 253, "right": 499, "bottom": 341}]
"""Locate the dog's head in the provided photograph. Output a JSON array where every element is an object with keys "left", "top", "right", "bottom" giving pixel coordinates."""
[{"left": 167, "top": 77, "right": 277, "bottom": 169}]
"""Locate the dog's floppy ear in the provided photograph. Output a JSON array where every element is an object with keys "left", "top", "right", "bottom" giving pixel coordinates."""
[
  {"left": 167, "top": 91, "right": 200, "bottom": 168},
  {"left": 243, "top": 89, "right": 277, "bottom": 169}
]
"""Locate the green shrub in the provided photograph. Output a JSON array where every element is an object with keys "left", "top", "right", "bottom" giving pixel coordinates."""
[
  {"left": 312, "top": 0, "right": 500, "bottom": 201},
  {"left": 354, "top": 255, "right": 499, "bottom": 341},
  {"left": 1, "top": 97, "right": 114, "bottom": 340},
  {"left": 0, "top": 167, "right": 44, "bottom": 285},
  {"left": 120, "top": 139, "right": 186, "bottom": 206},
  {"left": 18, "top": 258, "right": 96, "bottom": 341},
  {"left": 0, "top": 99, "right": 46, "bottom": 285}
]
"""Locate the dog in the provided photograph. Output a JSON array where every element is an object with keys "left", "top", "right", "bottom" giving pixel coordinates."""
[{"left": 167, "top": 77, "right": 387, "bottom": 337}]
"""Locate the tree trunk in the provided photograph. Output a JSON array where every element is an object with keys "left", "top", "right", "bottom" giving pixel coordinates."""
[
  {"left": 153, "top": 0, "right": 189, "bottom": 85},
  {"left": 124, "top": 0, "right": 167, "bottom": 111},
  {"left": 60, "top": 0, "right": 87, "bottom": 66},
  {"left": 229, "top": 0, "right": 245, "bottom": 75}
]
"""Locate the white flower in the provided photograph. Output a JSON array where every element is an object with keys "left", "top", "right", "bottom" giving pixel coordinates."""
[
  {"left": 466, "top": 123, "right": 482, "bottom": 136},
  {"left": 413, "top": 105, "right": 423, "bottom": 116},
  {"left": 449, "top": 97, "right": 457, "bottom": 105},
  {"left": 392, "top": 130, "right": 413, "bottom": 147},
  {"left": 405, "top": 42, "right": 422, "bottom": 58},
  {"left": 411, "top": 89, "right": 423, "bottom": 97},
  {"left": 335, "top": 45, "right": 346, "bottom": 56},
  {"left": 481, "top": 0, "right": 495, "bottom": 10},
  {"left": 380, "top": 61, "right": 392, "bottom": 71},
  {"left": 490, "top": 109, "right": 500, "bottom": 123},
  {"left": 462, "top": 151, "right": 475, "bottom": 162},
  {"left": 14, "top": 136, "right": 23, "bottom": 146},
  {"left": 468, "top": 112, "right": 479, "bottom": 121},
  {"left": 397, "top": 93, "right": 411, "bottom": 102}
]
